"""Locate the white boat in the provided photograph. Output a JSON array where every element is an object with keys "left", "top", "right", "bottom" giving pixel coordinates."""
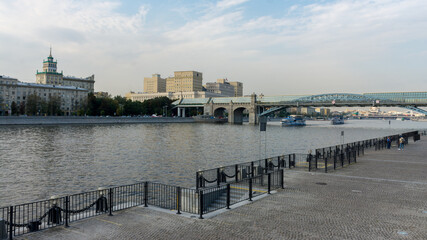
[{"left": 281, "top": 115, "right": 306, "bottom": 126}]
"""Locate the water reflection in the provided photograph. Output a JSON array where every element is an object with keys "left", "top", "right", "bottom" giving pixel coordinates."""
[{"left": 0, "top": 120, "right": 425, "bottom": 206}]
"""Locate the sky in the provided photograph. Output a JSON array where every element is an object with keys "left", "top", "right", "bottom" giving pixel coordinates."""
[{"left": 1, "top": 0, "right": 427, "bottom": 97}]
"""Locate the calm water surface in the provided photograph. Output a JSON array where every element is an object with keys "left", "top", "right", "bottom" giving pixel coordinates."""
[{"left": 1, "top": 119, "right": 426, "bottom": 206}]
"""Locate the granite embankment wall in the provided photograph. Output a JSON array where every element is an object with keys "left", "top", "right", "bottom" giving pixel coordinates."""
[{"left": 0, "top": 116, "right": 195, "bottom": 125}]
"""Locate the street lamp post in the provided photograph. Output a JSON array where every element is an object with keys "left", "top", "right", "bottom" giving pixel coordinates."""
[{"left": 163, "top": 105, "right": 168, "bottom": 117}]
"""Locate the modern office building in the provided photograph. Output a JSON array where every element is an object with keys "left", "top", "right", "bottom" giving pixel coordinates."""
[
  {"left": 0, "top": 50, "right": 95, "bottom": 115},
  {"left": 166, "top": 71, "right": 203, "bottom": 92},
  {"left": 143, "top": 74, "right": 166, "bottom": 93},
  {"left": 229, "top": 81, "right": 243, "bottom": 97},
  {"left": 204, "top": 79, "right": 235, "bottom": 97}
]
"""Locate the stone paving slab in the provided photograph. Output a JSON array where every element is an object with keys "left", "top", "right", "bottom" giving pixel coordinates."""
[{"left": 15, "top": 139, "right": 427, "bottom": 240}]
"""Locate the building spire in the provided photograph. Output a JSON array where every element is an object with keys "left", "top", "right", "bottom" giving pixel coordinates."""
[{"left": 49, "top": 46, "right": 52, "bottom": 58}]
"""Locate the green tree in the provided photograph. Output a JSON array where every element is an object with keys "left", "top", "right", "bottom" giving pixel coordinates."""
[
  {"left": 25, "top": 94, "right": 42, "bottom": 115},
  {"left": 47, "top": 96, "right": 62, "bottom": 115},
  {"left": 11, "top": 101, "right": 18, "bottom": 115},
  {"left": 19, "top": 102, "right": 26, "bottom": 115}
]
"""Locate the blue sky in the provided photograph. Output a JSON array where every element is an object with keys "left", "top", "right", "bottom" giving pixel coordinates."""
[{"left": 1, "top": 0, "right": 426, "bottom": 96}]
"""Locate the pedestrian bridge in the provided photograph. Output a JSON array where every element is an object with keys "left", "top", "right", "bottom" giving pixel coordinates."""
[{"left": 172, "top": 92, "right": 427, "bottom": 124}]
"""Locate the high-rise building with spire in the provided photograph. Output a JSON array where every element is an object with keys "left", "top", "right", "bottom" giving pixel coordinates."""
[
  {"left": 36, "top": 48, "right": 95, "bottom": 91},
  {"left": 0, "top": 49, "right": 95, "bottom": 116}
]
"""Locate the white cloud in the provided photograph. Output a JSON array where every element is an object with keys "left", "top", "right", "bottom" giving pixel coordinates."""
[
  {"left": 216, "top": 0, "right": 249, "bottom": 10},
  {"left": 0, "top": 0, "right": 426, "bottom": 96}
]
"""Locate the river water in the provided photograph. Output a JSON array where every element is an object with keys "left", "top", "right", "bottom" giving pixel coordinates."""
[{"left": 1, "top": 119, "right": 426, "bottom": 206}]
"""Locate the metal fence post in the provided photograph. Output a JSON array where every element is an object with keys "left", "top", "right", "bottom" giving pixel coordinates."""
[
  {"left": 109, "top": 188, "right": 113, "bottom": 216},
  {"left": 144, "top": 182, "right": 148, "bottom": 207},
  {"left": 354, "top": 149, "right": 357, "bottom": 163},
  {"left": 226, "top": 184, "right": 231, "bottom": 209},
  {"left": 334, "top": 152, "right": 337, "bottom": 169},
  {"left": 348, "top": 149, "right": 351, "bottom": 165},
  {"left": 315, "top": 151, "right": 318, "bottom": 169},
  {"left": 65, "top": 196, "right": 69, "bottom": 227},
  {"left": 9, "top": 206, "right": 13, "bottom": 240},
  {"left": 235, "top": 164, "right": 239, "bottom": 183},
  {"left": 251, "top": 162, "right": 255, "bottom": 178},
  {"left": 264, "top": 159, "right": 268, "bottom": 173},
  {"left": 341, "top": 151, "right": 344, "bottom": 167},
  {"left": 217, "top": 168, "right": 221, "bottom": 186},
  {"left": 280, "top": 169, "right": 284, "bottom": 189},
  {"left": 288, "top": 155, "right": 291, "bottom": 169},
  {"left": 268, "top": 173, "right": 271, "bottom": 194},
  {"left": 293, "top": 154, "right": 296, "bottom": 167},
  {"left": 176, "top": 187, "right": 181, "bottom": 214},
  {"left": 199, "top": 190, "right": 204, "bottom": 219},
  {"left": 249, "top": 178, "right": 253, "bottom": 201},
  {"left": 308, "top": 154, "right": 312, "bottom": 172},
  {"left": 196, "top": 172, "right": 199, "bottom": 190},
  {"left": 325, "top": 157, "right": 328, "bottom": 173}
]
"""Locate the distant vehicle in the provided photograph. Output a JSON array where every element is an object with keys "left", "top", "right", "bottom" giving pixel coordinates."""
[
  {"left": 281, "top": 115, "right": 306, "bottom": 126},
  {"left": 331, "top": 115, "right": 345, "bottom": 125}
]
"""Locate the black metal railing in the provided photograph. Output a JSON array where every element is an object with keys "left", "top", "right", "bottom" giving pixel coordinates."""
[{"left": 196, "top": 131, "right": 420, "bottom": 185}]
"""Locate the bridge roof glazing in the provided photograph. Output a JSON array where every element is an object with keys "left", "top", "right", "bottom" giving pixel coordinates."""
[
  {"left": 172, "top": 98, "right": 210, "bottom": 105},
  {"left": 258, "top": 95, "right": 309, "bottom": 103},
  {"left": 211, "top": 97, "right": 251, "bottom": 103},
  {"left": 364, "top": 92, "right": 427, "bottom": 104}
]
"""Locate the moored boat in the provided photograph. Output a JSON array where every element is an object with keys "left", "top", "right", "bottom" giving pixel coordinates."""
[
  {"left": 281, "top": 115, "right": 306, "bottom": 126},
  {"left": 193, "top": 115, "right": 228, "bottom": 123},
  {"left": 331, "top": 116, "right": 344, "bottom": 125}
]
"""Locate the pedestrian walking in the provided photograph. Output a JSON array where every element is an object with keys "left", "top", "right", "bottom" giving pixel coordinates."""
[
  {"left": 398, "top": 136, "right": 404, "bottom": 150},
  {"left": 386, "top": 137, "right": 391, "bottom": 149}
]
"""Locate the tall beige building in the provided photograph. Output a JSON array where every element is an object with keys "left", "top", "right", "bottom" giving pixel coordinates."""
[
  {"left": 204, "top": 79, "right": 235, "bottom": 97},
  {"left": 166, "top": 71, "right": 202, "bottom": 92},
  {"left": 143, "top": 74, "right": 166, "bottom": 93},
  {"left": 229, "top": 81, "right": 243, "bottom": 97}
]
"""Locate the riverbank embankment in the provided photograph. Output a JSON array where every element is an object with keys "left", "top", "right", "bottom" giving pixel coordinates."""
[{"left": 0, "top": 116, "right": 195, "bottom": 125}]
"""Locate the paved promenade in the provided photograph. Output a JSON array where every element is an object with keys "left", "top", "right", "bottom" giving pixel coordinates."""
[{"left": 16, "top": 139, "right": 427, "bottom": 240}]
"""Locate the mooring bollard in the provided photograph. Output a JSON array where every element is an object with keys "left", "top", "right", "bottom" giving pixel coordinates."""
[{"left": 268, "top": 173, "right": 271, "bottom": 194}]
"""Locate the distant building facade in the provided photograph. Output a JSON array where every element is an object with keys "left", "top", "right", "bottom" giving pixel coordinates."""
[
  {"left": 315, "top": 108, "right": 331, "bottom": 115},
  {"left": 0, "top": 50, "right": 95, "bottom": 115},
  {"left": 166, "top": 71, "right": 203, "bottom": 92},
  {"left": 144, "top": 74, "right": 166, "bottom": 93},
  {"left": 127, "top": 71, "right": 244, "bottom": 102},
  {"left": 228, "top": 81, "right": 243, "bottom": 97},
  {"left": 204, "top": 79, "right": 235, "bottom": 97},
  {"left": 125, "top": 91, "right": 224, "bottom": 102}
]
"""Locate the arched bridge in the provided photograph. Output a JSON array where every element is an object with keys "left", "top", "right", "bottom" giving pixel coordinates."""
[{"left": 173, "top": 92, "right": 427, "bottom": 124}]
